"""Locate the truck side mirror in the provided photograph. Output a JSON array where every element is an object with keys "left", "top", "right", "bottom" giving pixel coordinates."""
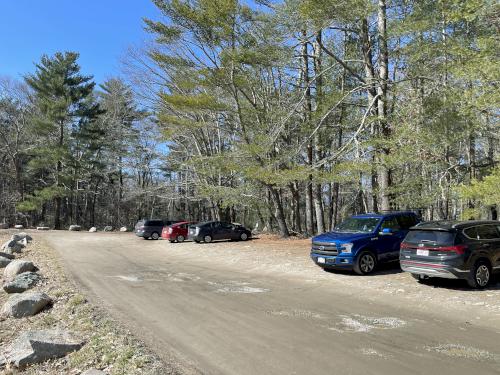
[{"left": 379, "top": 228, "right": 393, "bottom": 235}]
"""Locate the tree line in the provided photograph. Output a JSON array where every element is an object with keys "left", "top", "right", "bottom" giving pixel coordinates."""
[{"left": 0, "top": 0, "right": 498, "bottom": 235}]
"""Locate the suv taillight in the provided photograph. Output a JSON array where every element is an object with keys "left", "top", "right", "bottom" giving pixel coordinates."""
[
  {"left": 401, "top": 242, "right": 467, "bottom": 255},
  {"left": 168, "top": 227, "right": 173, "bottom": 234},
  {"left": 434, "top": 245, "right": 468, "bottom": 255}
]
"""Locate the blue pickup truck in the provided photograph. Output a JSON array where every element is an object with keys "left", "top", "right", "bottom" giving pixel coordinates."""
[{"left": 311, "top": 212, "right": 420, "bottom": 274}]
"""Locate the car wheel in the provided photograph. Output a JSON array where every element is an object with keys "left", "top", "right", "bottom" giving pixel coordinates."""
[
  {"left": 468, "top": 260, "right": 491, "bottom": 289},
  {"left": 177, "top": 235, "right": 185, "bottom": 243},
  {"left": 240, "top": 232, "right": 248, "bottom": 241},
  {"left": 203, "top": 235, "right": 212, "bottom": 243},
  {"left": 354, "top": 251, "right": 377, "bottom": 275},
  {"left": 151, "top": 232, "right": 160, "bottom": 240}
]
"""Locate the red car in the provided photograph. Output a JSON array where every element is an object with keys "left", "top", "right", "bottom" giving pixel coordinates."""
[{"left": 161, "top": 221, "right": 192, "bottom": 243}]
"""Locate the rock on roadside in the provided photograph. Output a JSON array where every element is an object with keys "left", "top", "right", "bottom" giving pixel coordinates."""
[
  {"left": 119, "top": 226, "right": 128, "bottom": 232},
  {"left": 36, "top": 226, "right": 50, "bottom": 231},
  {"left": 1, "top": 239, "right": 24, "bottom": 254},
  {"left": 69, "top": 225, "right": 81, "bottom": 231},
  {"left": 0, "top": 256, "right": 12, "bottom": 268},
  {"left": 3, "top": 260, "right": 37, "bottom": 281},
  {"left": 14, "top": 224, "right": 24, "bottom": 229},
  {"left": 0, "top": 251, "right": 15, "bottom": 260},
  {"left": 89, "top": 227, "right": 97, "bottom": 232},
  {"left": 11, "top": 232, "right": 32, "bottom": 242},
  {"left": 103, "top": 226, "right": 113, "bottom": 232},
  {"left": 3, "top": 272, "right": 42, "bottom": 293},
  {"left": 1, "top": 291, "right": 52, "bottom": 318},
  {"left": 0, "top": 330, "right": 84, "bottom": 368}
]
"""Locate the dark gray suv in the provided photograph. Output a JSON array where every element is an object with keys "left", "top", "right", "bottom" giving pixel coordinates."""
[
  {"left": 135, "top": 219, "right": 165, "bottom": 240},
  {"left": 400, "top": 221, "right": 500, "bottom": 288}
]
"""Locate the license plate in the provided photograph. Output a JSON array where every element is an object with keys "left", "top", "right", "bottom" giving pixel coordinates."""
[
  {"left": 416, "top": 249, "right": 429, "bottom": 256},
  {"left": 317, "top": 257, "right": 326, "bottom": 264}
]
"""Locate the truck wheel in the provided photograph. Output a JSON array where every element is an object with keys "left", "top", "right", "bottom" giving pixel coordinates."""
[
  {"left": 467, "top": 260, "right": 491, "bottom": 289},
  {"left": 354, "top": 251, "right": 377, "bottom": 275}
]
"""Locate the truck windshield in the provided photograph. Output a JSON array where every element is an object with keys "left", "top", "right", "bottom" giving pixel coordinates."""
[{"left": 334, "top": 218, "right": 380, "bottom": 233}]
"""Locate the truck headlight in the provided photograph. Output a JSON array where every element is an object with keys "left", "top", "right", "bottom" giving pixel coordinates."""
[{"left": 340, "top": 243, "right": 353, "bottom": 253}]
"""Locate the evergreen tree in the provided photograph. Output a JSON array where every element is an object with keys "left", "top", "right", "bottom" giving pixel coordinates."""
[{"left": 22, "top": 52, "right": 101, "bottom": 228}]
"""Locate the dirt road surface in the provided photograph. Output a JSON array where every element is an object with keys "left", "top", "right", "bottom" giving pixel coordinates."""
[{"left": 40, "top": 231, "right": 500, "bottom": 375}]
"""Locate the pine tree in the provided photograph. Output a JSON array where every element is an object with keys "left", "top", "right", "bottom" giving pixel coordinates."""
[{"left": 22, "top": 52, "right": 101, "bottom": 229}]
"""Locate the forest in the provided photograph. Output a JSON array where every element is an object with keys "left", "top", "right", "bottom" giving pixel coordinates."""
[{"left": 0, "top": 0, "right": 498, "bottom": 237}]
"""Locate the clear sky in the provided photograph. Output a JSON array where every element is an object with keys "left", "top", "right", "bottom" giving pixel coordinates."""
[{"left": 0, "top": 0, "right": 160, "bottom": 85}]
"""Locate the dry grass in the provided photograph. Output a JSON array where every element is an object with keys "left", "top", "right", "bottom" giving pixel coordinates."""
[{"left": 0, "top": 231, "right": 169, "bottom": 375}]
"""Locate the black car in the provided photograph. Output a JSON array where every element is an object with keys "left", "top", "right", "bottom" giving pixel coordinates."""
[
  {"left": 400, "top": 220, "right": 500, "bottom": 288},
  {"left": 188, "top": 221, "right": 251, "bottom": 243},
  {"left": 135, "top": 219, "right": 165, "bottom": 240}
]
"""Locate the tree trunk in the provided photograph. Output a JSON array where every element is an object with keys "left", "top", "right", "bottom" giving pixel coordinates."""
[
  {"left": 268, "top": 185, "right": 289, "bottom": 237},
  {"left": 301, "top": 30, "right": 314, "bottom": 235},
  {"left": 376, "top": 0, "right": 391, "bottom": 211}
]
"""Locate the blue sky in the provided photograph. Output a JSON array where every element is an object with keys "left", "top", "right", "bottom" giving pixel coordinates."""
[{"left": 0, "top": 0, "right": 160, "bottom": 84}]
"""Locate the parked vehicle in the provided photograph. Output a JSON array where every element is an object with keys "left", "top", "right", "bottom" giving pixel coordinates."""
[
  {"left": 188, "top": 221, "right": 251, "bottom": 243},
  {"left": 310, "top": 212, "right": 420, "bottom": 275},
  {"left": 162, "top": 221, "right": 192, "bottom": 242},
  {"left": 400, "top": 220, "right": 500, "bottom": 288},
  {"left": 135, "top": 219, "right": 165, "bottom": 240}
]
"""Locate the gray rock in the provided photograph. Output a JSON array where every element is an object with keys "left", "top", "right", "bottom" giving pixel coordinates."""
[
  {"left": 0, "top": 223, "right": 8, "bottom": 229},
  {"left": 1, "top": 292, "right": 52, "bottom": 318},
  {"left": 36, "top": 226, "right": 50, "bottom": 231},
  {"left": 88, "top": 227, "right": 97, "bottom": 232},
  {"left": 14, "top": 224, "right": 24, "bottom": 229},
  {"left": 1, "top": 329, "right": 84, "bottom": 367},
  {"left": 0, "top": 251, "right": 15, "bottom": 259},
  {"left": 0, "top": 256, "right": 12, "bottom": 268},
  {"left": 3, "top": 272, "right": 41, "bottom": 293},
  {"left": 82, "top": 369, "right": 106, "bottom": 375},
  {"left": 69, "top": 225, "right": 81, "bottom": 231},
  {"left": 1, "top": 239, "right": 24, "bottom": 254},
  {"left": 3, "top": 260, "right": 36, "bottom": 281},
  {"left": 12, "top": 232, "right": 32, "bottom": 242},
  {"left": 103, "top": 226, "right": 113, "bottom": 232},
  {"left": 119, "top": 226, "right": 128, "bottom": 232}
]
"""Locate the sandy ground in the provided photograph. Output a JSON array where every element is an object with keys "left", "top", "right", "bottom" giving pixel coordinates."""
[{"left": 28, "top": 230, "right": 500, "bottom": 375}]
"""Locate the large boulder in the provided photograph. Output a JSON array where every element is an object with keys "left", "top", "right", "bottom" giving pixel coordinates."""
[
  {"left": 88, "top": 227, "right": 97, "bottom": 232},
  {"left": 3, "top": 272, "right": 41, "bottom": 293},
  {"left": 12, "top": 232, "right": 32, "bottom": 242},
  {"left": 14, "top": 224, "right": 24, "bottom": 229},
  {"left": 3, "top": 260, "right": 36, "bottom": 281},
  {"left": 103, "top": 226, "right": 113, "bottom": 232},
  {"left": 1, "top": 292, "right": 52, "bottom": 318},
  {"left": 0, "top": 256, "right": 12, "bottom": 268},
  {"left": 36, "top": 226, "right": 50, "bottom": 231},
  {"left": 0, "top": 223, "right": 8, "bottom": 229},
  {"left": 1, "top": 239, "right": 24, "bottom": 254},
  {"left": 68, "top": 225, "right": 81, "bottom": 231},
  {"left": 119, "top": 226, "right": 128, "bottom": 232},
  {"left": 0, "top": 251, "right": 15, "bottom": 260},
  {"left": 0, "top": 330, "right": 84, "bottom": 368}
]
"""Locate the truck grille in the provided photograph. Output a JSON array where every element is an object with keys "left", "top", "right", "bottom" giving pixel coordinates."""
[{"left": 311, "top": 241, "right": 339, "bottom": 255}]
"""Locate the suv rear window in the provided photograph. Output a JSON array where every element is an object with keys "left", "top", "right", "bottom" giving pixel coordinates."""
[
  {"left": 145, "top": 220, "right": 163, "bottom": 226},
  {"left": 404, "top": 230, "right": 455, "bottom": 245}
]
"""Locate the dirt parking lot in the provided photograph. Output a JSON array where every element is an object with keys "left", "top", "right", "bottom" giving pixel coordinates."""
[{"left": 149, "top": 233, "right": 500, "bottom": 324}]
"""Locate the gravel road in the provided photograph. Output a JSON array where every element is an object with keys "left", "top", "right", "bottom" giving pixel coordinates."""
[{"left": 40, "top": 231, "right": 500, "bottom": 375}]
